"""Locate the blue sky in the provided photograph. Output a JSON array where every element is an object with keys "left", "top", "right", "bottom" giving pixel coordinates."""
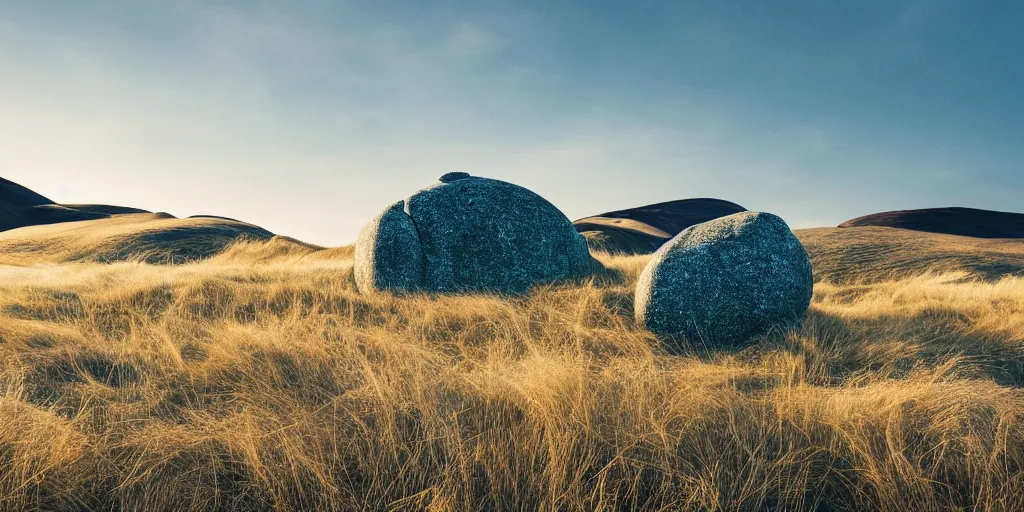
[{"left": 1, "top": 1, "right": 1021, "bottom": 246}]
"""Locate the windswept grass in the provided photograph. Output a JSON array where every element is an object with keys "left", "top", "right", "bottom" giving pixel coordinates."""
[
  {"left": 797, "top": 227, "right": 1024, "bottom": 284},
  {"left": 0, "top": 214, "right": 274, "bottom": 265},
  {"left": 0, "top": 242, "right": 1022, "bottom": 511}
]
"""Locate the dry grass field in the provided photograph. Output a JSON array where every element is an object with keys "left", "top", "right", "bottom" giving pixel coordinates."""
[
  {"left": 797, "top": 227, "right": 1024, "bottom": 284},
  {"left": 1, "top": 228, "right": 1023, "bottom": 511}
]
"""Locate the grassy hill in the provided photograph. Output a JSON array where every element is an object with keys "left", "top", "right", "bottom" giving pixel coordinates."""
[
  {"left": 797, "top": 226, "right": 1024, "bottom": 283},
  {"left": 838, "top": 207, "right": 1024, "bottom": 238},
  {"left": 0, "top": 177, "right": 156, "bottom": 233},
  {"left": 574, "top": 198, "right": 747, "bottom": 255},
  {"left": 1, "top": 228, "right": 1023, "bottom": 511},
  {"left": 0, "top": 213, "right": 276, "bottom": 266}
]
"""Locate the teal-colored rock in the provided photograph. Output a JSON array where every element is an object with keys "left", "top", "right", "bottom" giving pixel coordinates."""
[
  {"left": 635, "top": 212, "right": 813, "bottom": 349},
  {"left": 355, "top": 174, "right": 596, "bottom": 295}
]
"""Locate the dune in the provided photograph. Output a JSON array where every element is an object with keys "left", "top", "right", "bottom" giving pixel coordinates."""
[
  {"left": 839, "top": 207, "right": 1024, "bottom": 238},
  {"left": 0, "top": 213, "right": 274, "bottom": 265},
  {"left": 797, "top": 226, "right": 1024, "bottom": 283},
  {"left": 575, "top": 198, "right": 747, "bottom": 254}
]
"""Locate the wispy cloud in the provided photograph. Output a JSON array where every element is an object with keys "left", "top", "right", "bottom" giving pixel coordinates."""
[{"left": 1, "top": 1, "right": 1020, "bottom": 244}]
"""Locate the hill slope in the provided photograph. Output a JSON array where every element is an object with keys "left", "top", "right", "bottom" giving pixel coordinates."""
[
  {"left": 0, "top": 213, "right": 274, "bottom": 265},
  {"left": 0, "top": 176, "right": 52, "bottom": 207},
  {"left": 575, "top": 198, "right": 747, "bottom": 254},
  {"left": 839, "top": 207, "right": 1024, "bottom": 238},
  {"left": 1, "top": 176, "right": 156, "bottom": 232},
  {"left": 797, "top": 226, "right": 1024, "bottom": 283},
  {"left": 0, "top": 177, "right": 55, "bottom": 231}
]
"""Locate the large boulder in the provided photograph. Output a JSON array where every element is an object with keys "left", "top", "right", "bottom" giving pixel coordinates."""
[
  {"left": 355, "top": 173, "right": 595, "bottom": 294},
  {"left": 635, "top": 212, "right": 813, "bottom": 349}
]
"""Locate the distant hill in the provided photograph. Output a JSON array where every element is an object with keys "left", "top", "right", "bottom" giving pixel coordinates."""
[
  {"left": 839, "top": 207, "right": 1024, "bottom": 238},
  {"left": 575, "top": 198, "right": 747, "bottom": 254},
  {"left": 0, "top": 176, "right": 276, "bottom": 264},
  {"left": 0, "top": 176, "right": 52, "bottom": 206},
  {"left": 797, "top": 226, "right": 1024, "bottom": 283},
  {"left": 0, "top": 176, "right": 55, "bottom": 231},
  {"left": 59, "top": 204, "right": 151, "bottom": 216},
  {"left": 1, "top": 176, "right": 154, "bottom": 232},
  {"left": 0, "top": 213, "right": 274, "bottom": 265}
]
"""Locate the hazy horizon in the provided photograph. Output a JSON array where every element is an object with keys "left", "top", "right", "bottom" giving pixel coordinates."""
[{"left": 3, "top": 1, "right": 1022, "bottom": 246}]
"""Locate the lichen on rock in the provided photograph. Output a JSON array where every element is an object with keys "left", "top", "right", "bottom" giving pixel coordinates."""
[
  {"left": 355, "top": 174, "right": 596, "bottom": 295},
  {"left": 635, "top": 211, "right": 813, "bottom": 349}
]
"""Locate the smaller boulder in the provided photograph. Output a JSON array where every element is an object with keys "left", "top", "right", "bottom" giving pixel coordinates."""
[{"left": 635, "top": 212, "right": 813, "bottom": 349}]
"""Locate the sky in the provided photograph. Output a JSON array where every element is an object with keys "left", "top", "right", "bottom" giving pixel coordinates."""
[{"left": 1, "top": 1, "right": 1021, "bottom": 246}]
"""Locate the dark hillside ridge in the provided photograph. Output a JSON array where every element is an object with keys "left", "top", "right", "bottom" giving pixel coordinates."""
[
  {"left": 1, "top": 176, "right": 55, "bottom": 231},
  {"left": 0, "top": 176, "right": 52, "bottom": 207},
  {"left": 574, "top": 198, "right": 747, "bottom": 254},
  {"left": 2, "top": 176, "right": 156, "bottom": 231},
  {"left": 0, "top": 176, "right": 275, "bottom": 263},
  {"left": 582, "top": 198, "right": 747, "bottom": 235},
  {"left": 840, "top": 207, "right": 1024, "bottom": 239}
]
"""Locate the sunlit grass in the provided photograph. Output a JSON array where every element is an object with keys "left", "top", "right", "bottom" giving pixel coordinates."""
[{"left": 1, "top": 240, "right": 1022, "bottom": 511}]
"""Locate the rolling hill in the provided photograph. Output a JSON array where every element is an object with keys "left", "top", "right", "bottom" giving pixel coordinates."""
[
  {"left": 1, "top": 176, "right": 154, "bottom": 232},
  {"left": 0, "top": 176, "right": 56, "bottom": 231},
  {"left": 575, "top": 198, "right": 747, "bottom": 254},
  {"left": 0, "top": 176, "right": 278, "bottom": 265},
  {"left": 797, "top": 226, "right": 1024, "bottom": 283},
  {"left": 0, "top": 213, "right": 275, "bottom": 265},
  {"left": 840, "top": 207, "right": 1024, "bottom": 238}
]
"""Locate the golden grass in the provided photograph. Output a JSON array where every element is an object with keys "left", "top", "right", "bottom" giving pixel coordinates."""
[
  {"left": 0, "top": 214, "right": 275, "bottom": 266},
  {"left": 1, "top": 241, "right": 1023, "bottom": 511},
  {"left": 796, "top": 227, "right": 1024, "bottom": 284}
]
